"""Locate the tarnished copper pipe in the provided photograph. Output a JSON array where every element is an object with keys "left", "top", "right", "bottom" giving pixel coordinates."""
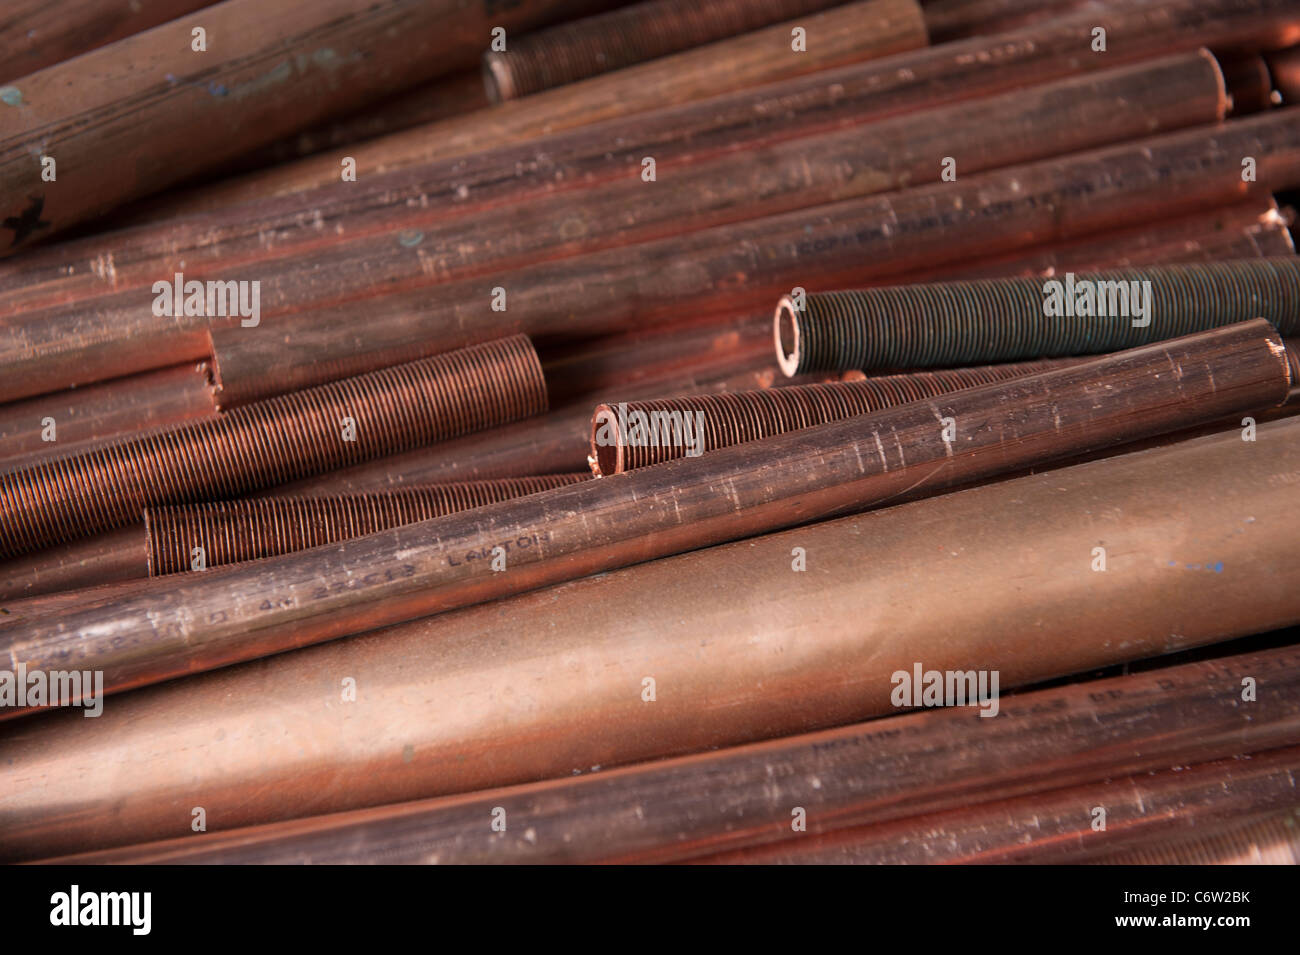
[
  {"left": 145, "top": 475, "right": 590, "bottom": 575},
  {"left": 1094, "top": 806, "right": 1300, "bottom": 865},
  {"left": 0, "top": 527, "right": 144, "bottom": 604},
  {"left": 0, "top": 51, "right": 1233, "bottom": 403},
  {"left": 208, "top": 112, "right": 1300, "bottom": 405},
  {"left": 484, "top": 0, "right": 893, "bottom": 101},
  {"left": 0, "top": 322, "right": 1287, "bottom": 715},
  {"left": 0, "top": 336, "right": 546, "bottom": 559},
  {"left": 920, "top": 0, "right": 1092, "bottom": 43},
  {"left": 1266, "top": 45, "right": 1300, "bottom": 103},
  {"left": 158, "top": 0, "right": 1300, "bottom": 213},
  {"left": 36, "top": 642, "right": 1300, "bottom": 864},
  {"left": 776, "top": 258, "right": 1300, "bottom": 376}
]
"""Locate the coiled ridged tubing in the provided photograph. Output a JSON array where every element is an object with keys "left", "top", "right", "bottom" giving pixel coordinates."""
[
  {"left": 777, "top": 258, "right": 1300, "bottom": 375},
  {"left": 483, "top": 0, "right": 849, "bottom": 100},
  {"left": 0, "top": 336, "right": 547, "bottom": 560},
  {"left": 1094, "top": 809, "right": 1300, "bottom": 865},
  {"left": 145, "top": 474, "right": 589, "bottom": 575},
  {"left": 591, "top": 358, "right": 1075, "bottom": 474}
]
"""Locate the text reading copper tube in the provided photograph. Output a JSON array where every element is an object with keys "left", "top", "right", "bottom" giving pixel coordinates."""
[
  {"left": 590, "top": 358, "right": 1080, "bottom": 474},
  {"left": 207, "top": 112, "right": 1300, "bottom": 405},
  {"left": 0, "top": 322, "right": 1288, "bottom": 716},
  {"left": 43, "top": 644, "right": 1300, "bottom": 865},
  {"left": 483, "top": 0, "right": 856, "bottom": 101},
  {"left": 145, "top": 475, "right": 590, "bottom": 575},
  {"left": 775, "top": 258, "right": 1300, "bottom": 376},
  {"left": 0, "top": 336, "right": 546, "bottom": 560},
  {"left": 4, "top": 417, "right": 1297, "bottom": 859}
]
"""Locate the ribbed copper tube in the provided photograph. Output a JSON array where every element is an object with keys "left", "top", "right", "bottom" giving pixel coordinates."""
[
  {"left": 156, "top": 0, "right": 1299, "bottom": 214},
  {"left": 591, "top": 359, "right": 1081, "bottom": 474},
  {"left": 1094, "top": 807, "right": 1300, "bottom": 865},
  {"left": 697, "top": 749, "right": 1300, "bottom": 864},
  {"left": 39, "top": 642, "right": 1300, "bottom": 864},
  {"left": 0, "top": 322, "right": 1287, "bottom": 716},
  {"left": 0, "top": 336, "right": 546, "bottom": 559},
  {"left": 5, "top": 415, "right": 1298, "bottom": 859},
  {"left": 145, "top": 475, "right": 589, "bottom": 575},
  {"left": 776, "top": 258, "right": 1300, "bottom": 376},
  {"left": 484, "top": 0, "right": 864, "bottom": 101},
  {"left": 208, "top": 112, "right": 1300, "bottom": 405},
  {"left": 0, "top": 50, "right": 1231, "bottom": 403}
]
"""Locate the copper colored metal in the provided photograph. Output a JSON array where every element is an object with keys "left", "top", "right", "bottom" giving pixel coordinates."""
[
  {"left": 921, "top": 0, "right": 1092, "bottom": 43},
  {"left": 0, "top": 336, "right": 546, "bottom": 559},
  {"left": 483, "top": 0, "right": 872, "bottom": 101},
  {"left": 0, "top": 363, "right": 216, "bottom": 471},
  {"left": 0, "top": 322, "right": 1287, "bottom": 716},
  {"left": 208, "top": 112, "right": 1300, "bottom": 405},
  {"left": 1266, "top": 45, "right": 1300, "bottom": 103},
  {"left": 1218, "top": 52, "right": 1277, "bottom": 114},
  {"left": 145, "top": 476, "right": 590, "bottom": 575},
  {"left": 37, "top": 643, "right": 1300, "bottom": 864},
  {"left": 592, "top": 359, "right": 1087, "bottom": 474},
  {"left": 0, "top": 527, "right": 144, "bottom": 603},
  {"left": 776, "top": 258, "right": 1300, "bottom": 376},
  {"left": 1094, "top": 807, "right": 1300, "bottom": 865},
  {"left": 5, "top": 414, "right": 1299, "bottom": 858}
]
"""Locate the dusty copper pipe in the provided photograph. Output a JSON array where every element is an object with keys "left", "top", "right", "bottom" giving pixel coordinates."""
[
  {"left": 0, "top": 51, "right": 1232, "bottom": 403},
  {"left": 776, "top": 258, "right": 1300, "bottom": 376},
  {"left": 145, "top": 475, "right": 590, "bottom": 575},
  {"left": 1266, "top": 45, "right": 1300, "bottom": 103},
  {"left": 0, "top": 0, "right": 615, "bottom": 254},
  {"left": 4, "top": 413, "right": 1298, "bottom": 859},
  {"left": 208, "top": 112, "right": 1300, "bottom": 405},
  {"left": 591, "top": 359, "right": 1090, "bottom": 474},
  {"left": 0, "top": 363, "right": 216, "bottom": 471},
  {"left": 1093, "top": 806, "right": 1300, "bottom": 865},
  {"left": 484, "top": 0, "right": 883, "bottom": 101},
  {"left": 697, "top": 748, "right": 1300, "bottom": 863},
  {"left": 37, "top": 641, "right": 1300, "bottom": 864},
  {"left": 0, "top": 322, "right": 1287, "bottom": 715},
  {"left": 0, "top": 1, "right": 220, "bottom": 83},
  {"left": 0, "top": 336, "right": 546, "bottom": 559}
]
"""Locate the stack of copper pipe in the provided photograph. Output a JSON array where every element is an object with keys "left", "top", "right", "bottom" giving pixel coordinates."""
[{"left": 2, "top": 0, "right": 1300, "bottom": 868}]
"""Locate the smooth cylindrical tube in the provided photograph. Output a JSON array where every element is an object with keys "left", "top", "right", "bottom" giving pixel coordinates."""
[
  {"left": 145, "top": 475, "right": 590, "bottom": 574},
  {"left": 0, "top": 322, "right": 1288, "bottom": 715},
  {"left": 0, "top": 336, "right": 547, "bottom": 559},
  {"left": 4, "top": 412, "right": 1299, "bottom": 859},
  {"left": 776, "top": 258, "right": 1300, "bottom": 375}
]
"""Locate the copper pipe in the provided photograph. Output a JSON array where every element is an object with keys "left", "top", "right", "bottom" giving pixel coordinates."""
[
  {"left": 0, "top": 363, "right": 216, "bottom": 471},
  {"left": 37, "top": 642, "right": 1300, "bottom": 864},
  {"left": 0, "top": 527, "right": 144, "bottom": 603},
  {"left": 0, "top": 51, "right": 1232, "bottom": 403},
  {"left": 1266, "top": 45, "right": 1300, "bottom": 103},
  {"left": 1093, "top": 806, "right": 1300, "bottom": 865},
  {"left": 4, "top": 412, "right": 1298, "bottom": 859},
  {"left": 0, "top": 336, "right": 546, "bottom": 559},
  {"left": 591, "top": 359, "right": 1089, "bottom": 474},
  {"left": 0, "top": 0, "right": 218, "bottom": 84},
  {"left": 208, "top": 112, "right": 1300, "bottom": 405},
  {"left": 0, "top": 322, "right": 1287, "bottom": 715},
  {"left": 483, "top": 0, "right": 886, "bottom": 102},
  {"left": 145, "top": 476, "right": 590, "bottom": 575},
  {"left": 1218, "top": 52, "right": 1277, "bottom": 114},
  {"left": 697, "top": 749, "right": 1300, "bottom": 863},
  {"left": 920, "top": 0, "right": 1094, "bottom": 43},
  {"left": 776, "top": 258, "right": 1300, "bottom": 376}
]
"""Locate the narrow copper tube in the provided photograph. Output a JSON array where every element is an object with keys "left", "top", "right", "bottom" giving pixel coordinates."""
[
  {"left": 0, "top": 363, "right": 216, "bottom": 471},
  {"left": 0, "top": 336, "right": 547, "bottom": 559},
  {"left": 1093, "top": 807, "right": 1300, "bottom": 865},
  {"left": 37, "top": 643, "right": 1300, "bottom": 864},
  {"left": 921, "top": 0, "right": 1091, "bottom": 43},
  {"left": 1266, "top": 45, "right": 1300, "bottom": 103},
  {"left": 0, "top": 527, "right": 144, "bottom": 603},
  {"left": 0, "top": 322, "right": 1288, "bottom": 716},
  {"left": 208, "top": 112, "right": 1300, "bottom": 405},
  {"left": 0, "top": 51, "right": 1232, "bottom": 402},
  {"left": 4, "top": 414, "right": 1298, "bottom": 860},
  {"left": 145, "top": 475, "right": 590, "bottom": 575},
  {"left": 484, "top": 0, "right": 889, "bottom": 101},
  {"left": 775, "top": 258, "right": 1300, "bottom": 376},
  {"left": 696, "top": 749, "right": 1300, "bottom": 864},
  {"left": 157, "top": 0, "right": 1299, "bottom": 215},
  {"left": 590, "top": 359, "right": 1081, "bottom": 475},
  {"left": 1217, "top": 52, "right": 1277, "bottom": 115}
]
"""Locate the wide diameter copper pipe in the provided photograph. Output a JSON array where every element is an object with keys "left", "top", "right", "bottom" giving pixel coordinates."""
[
  {"left": 35, "top": 643, "right": 1300, "bottom": 864},
  {"left": 0, "top": 322, "right": 1288, "bottom": 716},
  {"left": 3, "top": 415, "right": 1298, "bottom": 859}
]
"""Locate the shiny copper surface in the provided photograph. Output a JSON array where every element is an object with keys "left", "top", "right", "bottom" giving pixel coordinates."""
[{"left": 1094, "top": 807, "right": 1300, "bottom": 865}]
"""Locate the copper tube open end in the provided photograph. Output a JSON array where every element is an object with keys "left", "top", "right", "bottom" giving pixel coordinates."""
[
  {"left": 589, "top": 404, "right": 623, "bottom": 477},
  {"left": 774, "top": 295, "right": 802, "bottom": 378}
]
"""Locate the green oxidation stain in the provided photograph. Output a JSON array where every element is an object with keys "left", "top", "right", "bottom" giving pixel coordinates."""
[
  {"left": 0, "top": 87, "right": 22, "bottom": 107},
  {"left": 398, "top": 230, "right": 424, "bottom": 248}
]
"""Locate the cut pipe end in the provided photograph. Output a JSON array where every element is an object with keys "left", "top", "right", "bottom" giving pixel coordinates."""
[
  {"left": 590, "top": 404, "right": 623, "bottom": 477},
  {"left": 481, "top": 54, "right": 515, "bottom": 104},
  {"left": 774, "top": 296, "right": 801, "bottom": 378}
]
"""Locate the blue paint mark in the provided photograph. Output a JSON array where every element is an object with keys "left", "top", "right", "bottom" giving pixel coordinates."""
[
  {"left": 0, "top": 87, "right": 23, "bottom": 107},
  {"left": 398, "top": 230, "right": 424, "bottom": 248}
]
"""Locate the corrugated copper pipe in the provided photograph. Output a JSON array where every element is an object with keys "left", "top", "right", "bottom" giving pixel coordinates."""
[
  {"left": 483, "top": 0, "right": 860, "bottom": 101},
  {"left": 0, "top": 335, "right": 546, "bottom": 559},
  {"left": 1093, "top": 807, "right": 1300, "bottom": 865},
  {"left": 590, "top": 358, "right": 1080, "bottom": 474},
  {"left": 145, "top": 475, "right": 590, "bottom": 575},
  {"left": 776, "top": 258, "right": 1300, "bottom": 375}
]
